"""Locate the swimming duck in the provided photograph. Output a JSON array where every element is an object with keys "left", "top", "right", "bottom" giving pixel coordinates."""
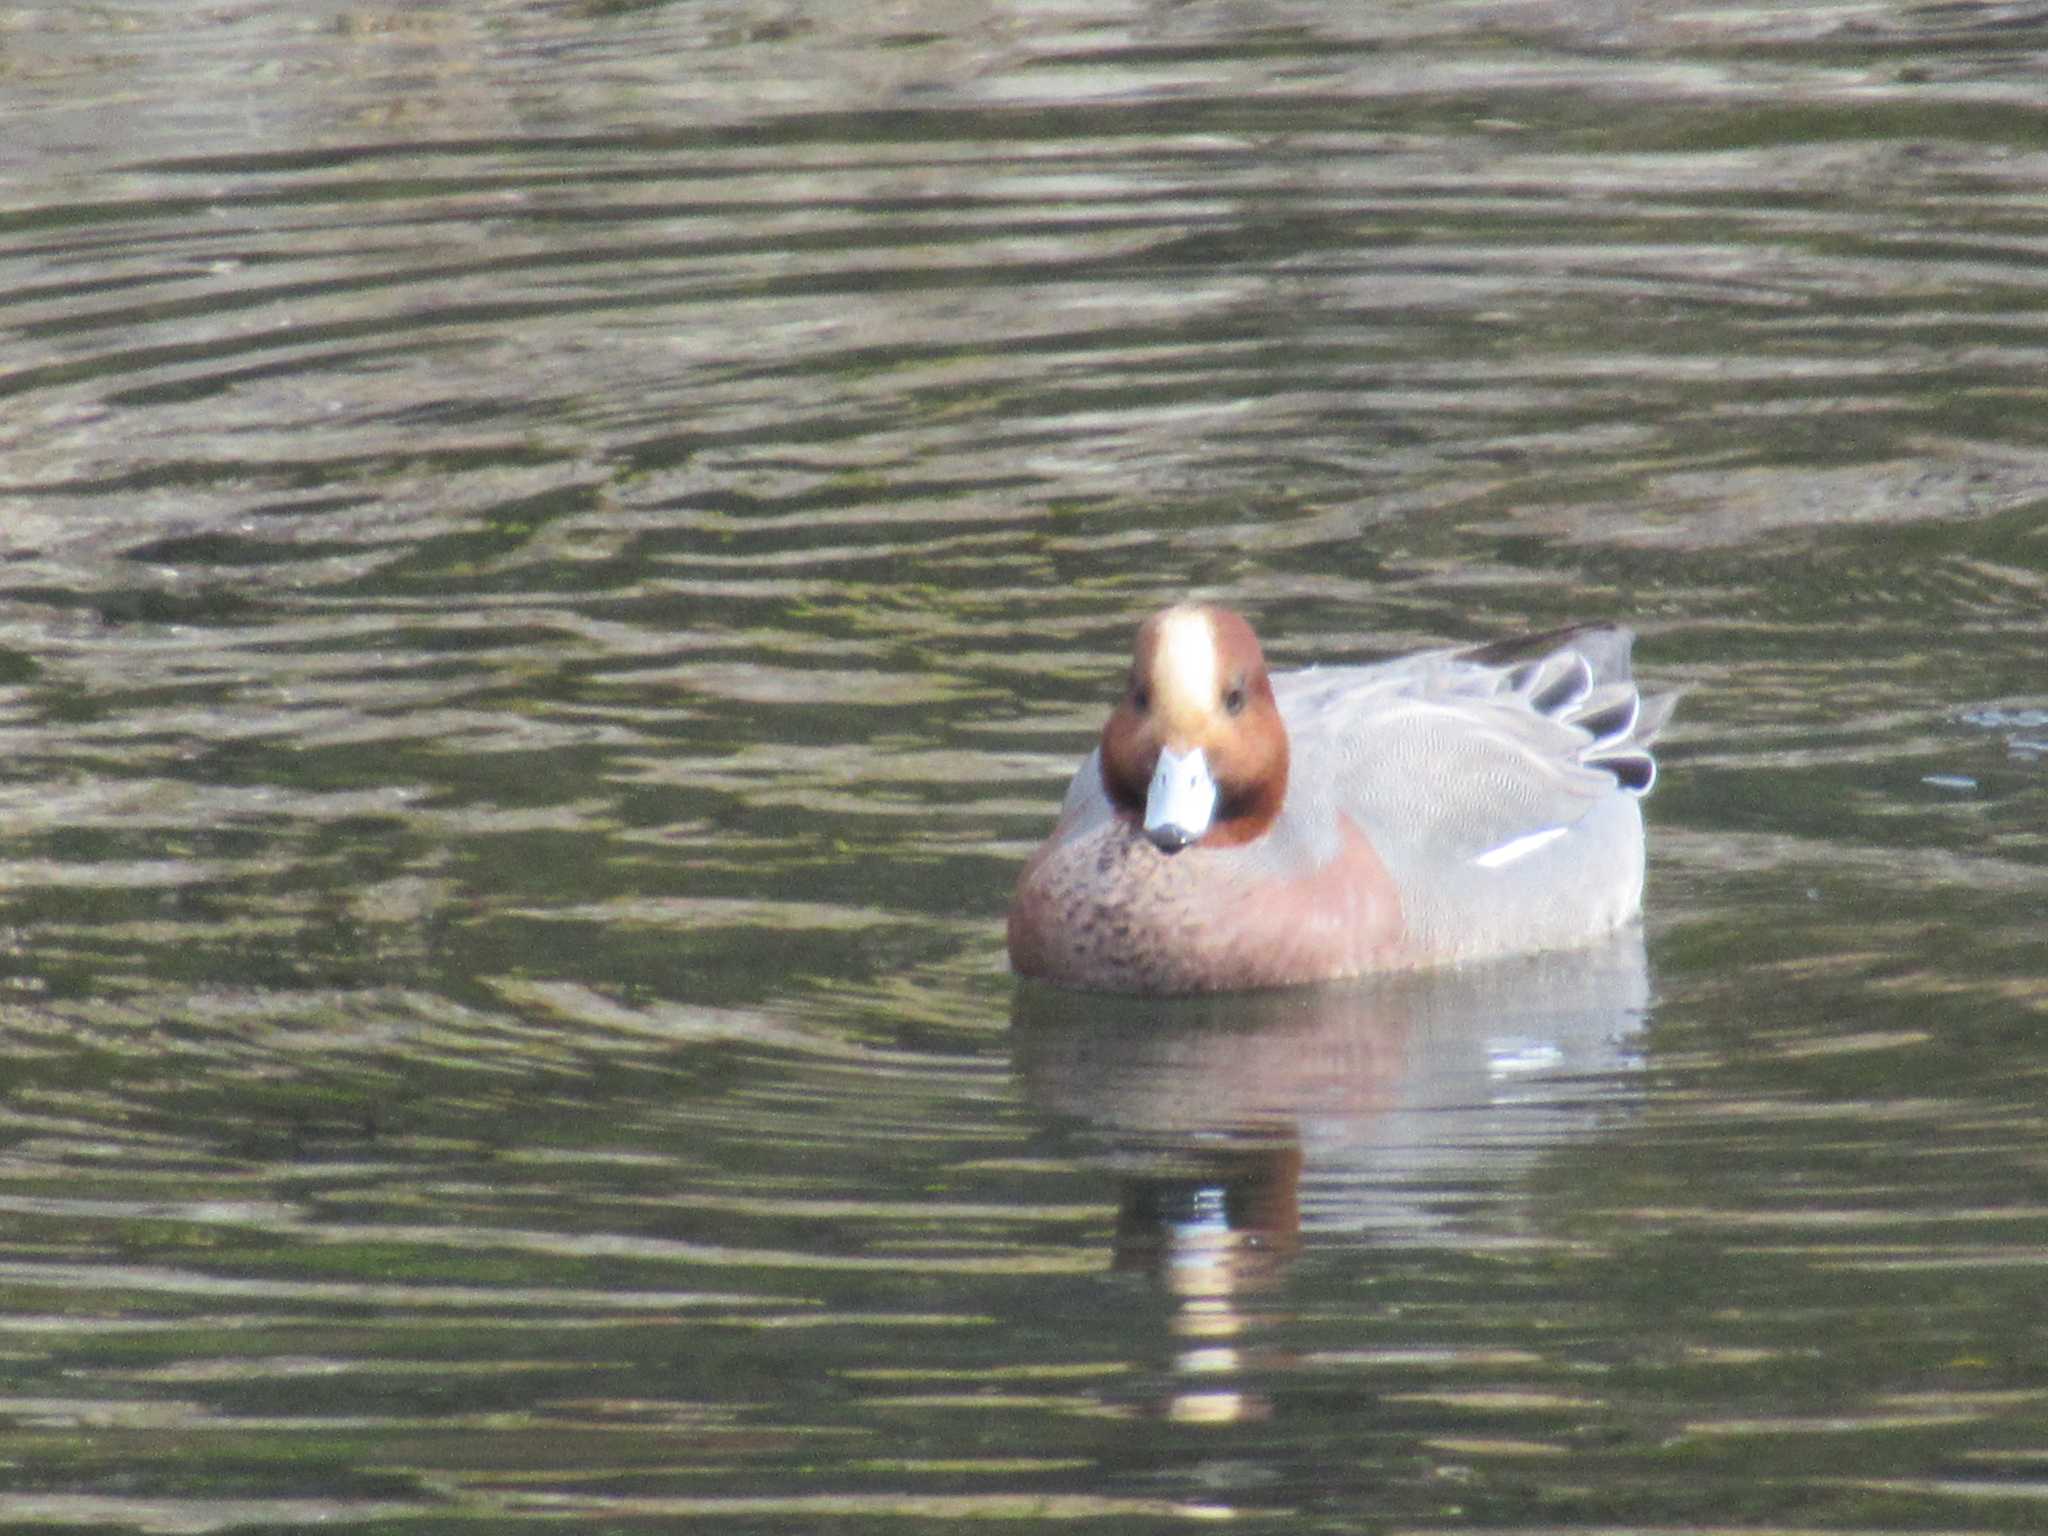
[{"left": 1008, "top": 604, "right": 1676, "bottom": 993}]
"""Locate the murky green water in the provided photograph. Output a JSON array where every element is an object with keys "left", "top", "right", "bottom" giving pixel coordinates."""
[{"left": 3, "top": 2, "right": 2048, "bottom": 1531}]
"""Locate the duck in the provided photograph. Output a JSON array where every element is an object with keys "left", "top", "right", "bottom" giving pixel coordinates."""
[{"left": 1008, "top": 604, "right": 1677, "bottom": 994}]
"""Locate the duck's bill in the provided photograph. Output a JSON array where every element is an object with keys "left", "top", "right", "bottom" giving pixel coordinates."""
[{"left": 1144, "top": 745, "right": 1216, "bottom": 852}]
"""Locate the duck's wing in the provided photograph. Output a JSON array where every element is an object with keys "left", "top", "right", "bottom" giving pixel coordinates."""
[{"left": 1273, "top": 626, "right": 1676, "bottom": 870}]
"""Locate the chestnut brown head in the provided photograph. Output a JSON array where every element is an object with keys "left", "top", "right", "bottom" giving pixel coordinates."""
[{"left": 1098, "top": 604, "right": 1289, "bottom": 851}]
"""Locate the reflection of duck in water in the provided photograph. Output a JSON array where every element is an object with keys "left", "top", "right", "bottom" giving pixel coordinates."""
[
  {"left": 1106, "top": 1136, "right": 1302, "bottom": 1426},
  {"left": 1015, "top": 940, "right": 1652, "bottom": 1425},
  {"left": 1013, "top": 934, "right": 1651, "bottom": 1264},
  {"left": 1010, "top": 605, "right": 1676, "bottom": 994}
]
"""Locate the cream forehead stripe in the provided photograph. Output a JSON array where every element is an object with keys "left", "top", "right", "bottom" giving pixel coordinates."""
[{"left": 1150, "top": 607, "right": 1221, "bottom": 726}]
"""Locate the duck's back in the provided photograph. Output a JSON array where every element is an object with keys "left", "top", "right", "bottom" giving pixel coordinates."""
[{"left": 1270, "top": 627, "right": 1674, "bottom": 967}]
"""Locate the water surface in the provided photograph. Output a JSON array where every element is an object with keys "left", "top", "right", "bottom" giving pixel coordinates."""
[{"left": 3, "top": 1, "right": 2048, "bottom": 1530}]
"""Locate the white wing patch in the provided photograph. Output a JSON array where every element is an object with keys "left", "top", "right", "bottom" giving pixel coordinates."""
[{"left": 1472, "top": 824, "right": 1570, "bottom": 870}]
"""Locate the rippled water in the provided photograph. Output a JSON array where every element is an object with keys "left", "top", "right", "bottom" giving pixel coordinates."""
[{"left": 4, "top": 1, "right": 2048, "bottom": 1530}]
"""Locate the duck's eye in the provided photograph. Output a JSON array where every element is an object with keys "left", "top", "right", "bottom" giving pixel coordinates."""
[
  {"left": 1223, "top": 682, "right": 1247, "bottom": 717},
  {"left": 1131, "top": 683, "right": 1151, "bottom": 713}
]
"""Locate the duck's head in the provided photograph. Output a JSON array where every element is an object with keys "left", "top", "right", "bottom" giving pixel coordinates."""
[{"left": 1099, "top": 604, "right": 1289, "bottom": 853}]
